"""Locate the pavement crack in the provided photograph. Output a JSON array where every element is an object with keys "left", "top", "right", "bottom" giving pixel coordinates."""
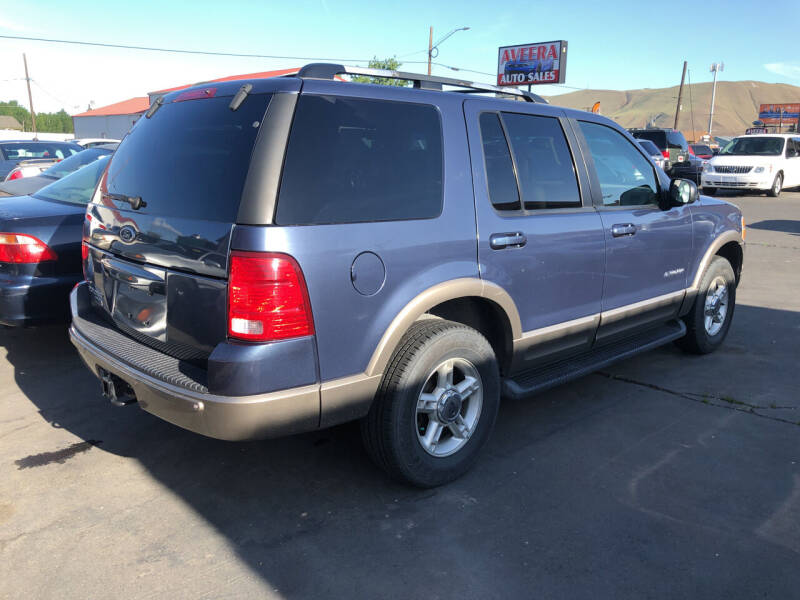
[{"left": 596, "top": 372, "right": 800, "bottom": 427}]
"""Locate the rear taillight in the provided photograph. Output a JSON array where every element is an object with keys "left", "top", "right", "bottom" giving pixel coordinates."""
[
  {"left": 0, "top": 233, "right": 58, "bottom": 263},
  {"left": 81, "top": 241, "right": 90, "bottom": 280},
  {"left": 7, "top": 169, "right": 23, "bottom": 181},
  {"left": 661, "top": 150, "right": 670, "bottom": 159},
  {"left": 228, "top": 251, "right": 314, "bottom": 342}
]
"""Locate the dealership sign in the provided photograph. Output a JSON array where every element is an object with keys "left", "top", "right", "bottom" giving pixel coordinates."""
[
  {"left": 497, "top": 40, "right": 568, "bottom": 86},
  {"left": 758, "top": 103, "right": 800, "bottom": 126}
]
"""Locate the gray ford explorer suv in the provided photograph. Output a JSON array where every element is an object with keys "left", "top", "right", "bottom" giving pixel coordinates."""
[{"left": 70, "top": 64, "right": 745, "bottom": 487}]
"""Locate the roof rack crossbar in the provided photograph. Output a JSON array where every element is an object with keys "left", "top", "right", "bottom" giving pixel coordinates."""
[{"left": 296, "top": 63, "right": 547, "bottom": 103}]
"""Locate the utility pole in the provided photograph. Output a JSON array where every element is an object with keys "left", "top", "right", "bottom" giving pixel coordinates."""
[
  {"left": 673, "top": 61, "right": 687, "bottom": 130},
  {"left": 427, "top": 26, "right": 433, "bottom": 76},
  {"left": 708, "top": 62, "right": 724, "bottom": 136},
  {"left": 23, "top": 53, "right": 37, "bottom": 137}
]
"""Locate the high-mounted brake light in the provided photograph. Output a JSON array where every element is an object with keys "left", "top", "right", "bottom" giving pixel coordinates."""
[
  {"left": 173, "top": 87, "right": 217, "bottom": 103},
  {"left": 0, "top": 233, "right": 58, "bottom": 263},
  {"left": 228, "top": 251, "right": 314, "bottom": 342}
]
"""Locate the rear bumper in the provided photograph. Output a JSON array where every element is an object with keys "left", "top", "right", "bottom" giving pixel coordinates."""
[
  {"left": 0, "top": 271, "right": 76, "bottom": 327},
  {"left": 70, "top": 323, "right": 321, "bottom": 441},
  {"left": 68, "top": 282, "right": 320, "bottom": 440}
]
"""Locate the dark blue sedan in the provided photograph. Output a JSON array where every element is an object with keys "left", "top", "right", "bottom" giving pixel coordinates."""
[{"left": 0, "top": 155, "right": 109, "bottom": 326}]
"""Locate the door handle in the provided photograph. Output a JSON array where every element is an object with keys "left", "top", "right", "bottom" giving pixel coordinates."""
[
  {"left": 611, "top": 223, "right": 637, "bottom": 237},
  {"left": 490, "top": 232, "right": 527, "bottom": 249}
]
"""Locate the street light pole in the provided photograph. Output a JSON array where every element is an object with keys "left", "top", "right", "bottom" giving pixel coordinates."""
[
  {"left": 427, "top": 26, "right": 470, "bottom": 77},
  {"left": 708, "top": 62, "right": 724, "bottom": 136},
  {"left": 428, "top": 26, "right": 433, "bottom": 76}
]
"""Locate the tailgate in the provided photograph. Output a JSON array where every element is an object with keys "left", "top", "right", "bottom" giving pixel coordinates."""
[{"left": 83, "top": 83, "right": 281, "bottom": 359}]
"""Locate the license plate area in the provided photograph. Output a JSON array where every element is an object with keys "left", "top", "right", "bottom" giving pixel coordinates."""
[{"left": 99, "top": 256, "right": 168, "bottom": 342}]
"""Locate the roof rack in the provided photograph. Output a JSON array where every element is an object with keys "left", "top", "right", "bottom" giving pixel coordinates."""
[{"left": 295, "top": 63, "right": 547, "bottom": 104}]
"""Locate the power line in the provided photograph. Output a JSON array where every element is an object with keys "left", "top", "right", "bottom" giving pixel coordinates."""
[
  {"left": 0, "top": 34, "right": 374, "bottom": 62},
  {"left": 31, "top": 80, "right": 80, "bottom": 110}
]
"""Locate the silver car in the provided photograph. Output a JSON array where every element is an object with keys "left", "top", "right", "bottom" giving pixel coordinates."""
[{"left": 637, "top": 138, "right": 669, "bottom": 171}]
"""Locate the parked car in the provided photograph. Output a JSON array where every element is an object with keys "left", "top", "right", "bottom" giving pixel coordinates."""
[
  {"left": 636, "top": 138, "right": 669, "bottom": 171},
  {"left": 71, "top": 138, "right": 122, "bottom": 148},
  {"left": 628, "top": 128, "right": 690, "bottom": 174},
  {"left": 0, "top": 144, "right": 117, "bottom": 198},
  {"left": 670, "top": 153, "right": 706, "bottom": 185},
  {"left": 701, "top": 134, "right": 800, "bottom": 196},
  {"left": 689, "top": 143, "right": 714, "bottom": 159},
  {"left": 0, "top": 140, "right": 82, "bottom": 180},
  {"left": 4, "top": 158, "right": 62, "bottom": 181},
  {"left": 70, "top": 64, "right": 744, "bottom": 487},
  {"left": 0, "top": 155, "right": 109, "bottom": 326}
]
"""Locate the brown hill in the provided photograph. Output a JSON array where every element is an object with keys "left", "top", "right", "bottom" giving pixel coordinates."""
[{"left": 545, "top": 80, "right": 800, "bottom": 138}]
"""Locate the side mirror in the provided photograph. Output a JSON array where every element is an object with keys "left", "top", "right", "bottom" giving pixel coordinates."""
[{"left": 668, "top": 178, "right": 698, "bottom": 206}]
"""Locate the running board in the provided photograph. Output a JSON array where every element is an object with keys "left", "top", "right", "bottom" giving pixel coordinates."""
[{"left": 502, "top": 320, "right": 686, "bottom": 400}]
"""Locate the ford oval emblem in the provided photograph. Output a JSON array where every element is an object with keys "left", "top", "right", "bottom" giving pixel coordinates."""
[{"left": 119, "top": 226, "right": 136, "bottom": 243}]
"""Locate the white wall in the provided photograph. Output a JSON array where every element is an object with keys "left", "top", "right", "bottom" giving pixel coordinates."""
[
  {"left": 0, "top": 130, "right": 74, "bottom": 141},
  {"left": 72, "top": 113, "right": 142, "bottom": 140}
]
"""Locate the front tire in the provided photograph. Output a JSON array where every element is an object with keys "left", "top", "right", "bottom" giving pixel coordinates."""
[
  {"left": 676, "top": 256, "right": 736, "bottom": 354},
  {"left": 767, "top": 173, "right": 782, "bottom": 197},
  {"left": 361, "top": 319, "right": 500, "bottom": 487}
]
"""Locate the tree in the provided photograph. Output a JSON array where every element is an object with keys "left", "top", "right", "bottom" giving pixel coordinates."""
[
  {"left": 0, "top": 100, "right": 74, "bottom": 133},
  {"left": 351, "top": 57, "right": 409, "bottom": 87}
]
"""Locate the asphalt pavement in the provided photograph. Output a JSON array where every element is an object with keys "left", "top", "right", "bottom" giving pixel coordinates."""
[{"left": 1, "top": 191, "right": 799, "bottom": 599}]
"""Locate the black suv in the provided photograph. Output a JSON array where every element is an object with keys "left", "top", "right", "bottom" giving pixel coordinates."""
[{"left": 629, "top": 128, "right": 690, "bottom": 175}]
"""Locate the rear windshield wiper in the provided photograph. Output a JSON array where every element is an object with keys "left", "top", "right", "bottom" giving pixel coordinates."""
[
  {"left": 229, "top": 83, "right": 253, "bottom": 111},
  {"left": 104, "top": 192, "right": 147, "bottom": 210},
  {"left": 145, "top": 96, "right": 164, "bottom": 119}
]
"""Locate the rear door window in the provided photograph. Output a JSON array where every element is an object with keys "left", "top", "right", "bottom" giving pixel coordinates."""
[
  {"left": 478, "top": 112, "right": 520, "bottom": 211},
  {"left": 102, "top": 93, "right": 273, "bottom": 222},
  {"left": 502, "top": 113, "right": 581, "bottom": 209},
  {"left": 276, "top": 95, "right": 443, "bottom": 225}
]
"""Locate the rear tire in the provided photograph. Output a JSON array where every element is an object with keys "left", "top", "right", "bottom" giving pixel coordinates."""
[
  {"left": 767, "top": 174, "right": 782, "bottom": 197},
  {"left": 361, "top": 319, "right": 500, "bottom": 487},
  {"left": 676, "top": 256, "right": 736, "bottom": 354}
]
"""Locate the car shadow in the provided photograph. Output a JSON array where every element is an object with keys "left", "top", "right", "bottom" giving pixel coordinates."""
[
  {"left": 748, "top": 219, "right": 800, "bottom": 236},
  {"left": 2, "top": 303, "right": 800, "bottom": 597}
]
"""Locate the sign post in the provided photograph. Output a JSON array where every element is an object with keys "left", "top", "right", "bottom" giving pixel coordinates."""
[{"left": 497, "top": 40, "right": 568, "bottom": 88}]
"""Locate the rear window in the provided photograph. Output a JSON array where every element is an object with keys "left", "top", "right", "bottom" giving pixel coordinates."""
[
  {"left": 0, "top": 142, "right": 79, "bottom": 160},
  {"left": 275, "top": 95, "right": 443, "bottom": 225},
  {"left": 102, "top": 93, "right": 272, "bottom": 222},
  {"left": 42, "top": 147, "right": 111, "bottom": 180},
  {"left": 34, "top": 155, "right": 110, "bottom": 206},
  {"left": 631, "top": 130, "right": 666, "bottom": 149},
  {"left": 690, "top": 144, "right": 712, "bottom": 155},
  {"left": 637, "top": 139, "right": 660, "bottom": 155},
  {"left": 667, "top": 131, "right": 688, "bottom": 150}
]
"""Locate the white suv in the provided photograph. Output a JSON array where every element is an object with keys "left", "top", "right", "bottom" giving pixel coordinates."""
[{"left": 701, "top": 134, "right": 800, "bottom": 197}]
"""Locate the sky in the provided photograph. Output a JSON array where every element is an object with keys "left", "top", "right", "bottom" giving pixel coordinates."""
[{"left": 1, "top": 0, "right": 799, "bottom": 115}]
